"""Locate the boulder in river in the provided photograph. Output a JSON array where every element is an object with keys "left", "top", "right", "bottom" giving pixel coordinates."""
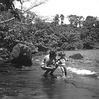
[
  {"left": 69, "top": 53, "right": 84, "bottom": 60},
  {"left": 10, "top": 43, "right": 33, "bottom": 68}
]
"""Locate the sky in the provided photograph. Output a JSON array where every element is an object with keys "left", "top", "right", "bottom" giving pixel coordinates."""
[{"left": 14, "top": 0, "right": 99, "bottom": 23}]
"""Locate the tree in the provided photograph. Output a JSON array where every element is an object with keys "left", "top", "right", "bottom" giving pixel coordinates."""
[
  {"left": 53, "top": 14, "right": 59, "bottom": 26},
  {"left": 77, "top": 16, "right": 84, "bottom": 27},
  {"left": 68, "top": 15, "right": 77, "bottom": 26},
  {"left": 0, "top": 0, "right": 21, "bottom": 20},
  {"left": 60, "top": 14, "right": 64, "bottom": 25},
  {"left": 0, "top": 0, "right": 47, "bottom": 24},
  {"left": 68, "top": 15, "right": 84, "bottom": 27},
  {"left": 0, "top": 0, "right": 48, "bottom": 51},
  {"left": 16, "top": 0, "right": 48, "bottom": 13},
  {"left": 83, "top": 16, "right": 97, "bottom": 29}
]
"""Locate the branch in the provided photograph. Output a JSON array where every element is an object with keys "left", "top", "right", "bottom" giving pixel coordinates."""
[
  {"left": 15, "top": 40, "right": 34, "bottom": 47},
  {"left": 16, "top": 21, "right": 31, "bottom": 25},
  {"left": 0, "top": 0, "right": 47, "bottom": 24},
  {"left": 0, "top": 17, "right": 31, "bottom": 25},
  {"left": 23, "top": 1, "right": 46, "bottom": 14},
  {"left": 0, "top": 17, "right": 15, "bottom": 24}
]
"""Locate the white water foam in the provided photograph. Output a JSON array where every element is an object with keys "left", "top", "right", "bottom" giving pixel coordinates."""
[{"left": 67, "top": 67, "right": 96, "bottom": 75}]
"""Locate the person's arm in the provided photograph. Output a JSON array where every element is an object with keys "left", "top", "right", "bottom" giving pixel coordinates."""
[
  {"left": 41, "top": 57, "right": 46, "bottom": 67},
  {"left": 43, "top": 58, "right": 46, "bottom": 64},
  {"left": 64, "top": 57, "right": 67, "bottom": 62}
]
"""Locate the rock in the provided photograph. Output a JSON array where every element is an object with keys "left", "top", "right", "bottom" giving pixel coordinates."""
[
  {"left": 10, "top": 43, "right": 33, "bottom": 68},
  {"left": 69, "top": 53, "right": 83, "bottom": 60}
]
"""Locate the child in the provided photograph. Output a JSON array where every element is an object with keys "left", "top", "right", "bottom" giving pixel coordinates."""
[{"left": 56, "top": 52, "right": 67, "bottom": 76}]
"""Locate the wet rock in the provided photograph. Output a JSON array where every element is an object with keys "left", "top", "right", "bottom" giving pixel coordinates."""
[
  {"left": 69, "top": 53, "right": 84, "bottom": 60},
  {"left": 10, "top": 43, "right": 33, "bottom": 68}
]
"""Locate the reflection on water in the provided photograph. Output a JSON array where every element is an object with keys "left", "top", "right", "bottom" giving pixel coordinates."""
[
  {"left": 41, "top": 76, "right": 70, "bottom": 99},
  {"left": 41, "top": 77, "right": 56, "bottom": 99}
]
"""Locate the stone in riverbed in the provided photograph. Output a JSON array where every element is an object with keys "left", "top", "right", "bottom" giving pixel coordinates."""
[{"left": 69, "top": 53, "right": 83, "bottom": 60}]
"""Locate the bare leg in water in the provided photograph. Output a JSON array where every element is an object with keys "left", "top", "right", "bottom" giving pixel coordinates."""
[
  {"left": 43, "top": 70, "right": 51, "bottom": 77},
  {"left": 43, "top": 67, "right": 58, "bottom": 77},
  {"left": 49, "top": 64, "right": 59, "bottom": 76},
  {"left": 50, "top": 65, "right": 67, "bottom": 77}
]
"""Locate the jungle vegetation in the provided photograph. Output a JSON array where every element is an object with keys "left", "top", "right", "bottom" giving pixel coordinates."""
[{"left": 0, "top": 0, "right": 99, "bottom": 55}]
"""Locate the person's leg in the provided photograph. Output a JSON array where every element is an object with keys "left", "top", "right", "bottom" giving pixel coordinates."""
[
  {"left": 49, "top": 69, "right": 55, "bottom": 76},
  {"left": 60, "top": 66, "right": 67, "bottom": 76},
  {"left": 63, "top": 66, "right": 67, "bottom": 76},
  {"left": 43, "top": 70, "right": 50, "bottom": 77},
  {"left": 49, "top": 64, "right": 58, "bottom": 76}
]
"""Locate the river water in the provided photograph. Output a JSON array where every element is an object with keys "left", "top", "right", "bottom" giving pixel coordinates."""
[{"left": 0, "top": 50, "right": 99, "bottom": 99}]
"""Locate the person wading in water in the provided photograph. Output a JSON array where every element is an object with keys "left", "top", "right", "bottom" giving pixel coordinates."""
[
  {"left": 41, "top": 50, "right": 67, "bottom": 77},
  {"left": 56, "top": 52, "right": 67, "bottom": 77},
  {"left": 42, "top": 50, "right": 57, "bottom": 77}
]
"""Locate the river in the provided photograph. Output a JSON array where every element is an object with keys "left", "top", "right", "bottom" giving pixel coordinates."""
[{"left": 0, "top": 50, "right": 99, "bottom": 99}]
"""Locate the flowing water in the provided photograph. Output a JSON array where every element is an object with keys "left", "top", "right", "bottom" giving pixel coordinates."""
[{"left": 0, "top": 50, "right": 99, "bottom": 99}]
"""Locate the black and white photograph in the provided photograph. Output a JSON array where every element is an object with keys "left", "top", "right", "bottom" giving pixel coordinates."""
[{"left": 0, "top": 0, "right": 99, "bottom": 99}]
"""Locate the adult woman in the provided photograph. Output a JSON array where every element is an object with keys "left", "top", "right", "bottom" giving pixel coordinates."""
[{"left": 42, "top": 50, "right": 57, "bottom": 77}]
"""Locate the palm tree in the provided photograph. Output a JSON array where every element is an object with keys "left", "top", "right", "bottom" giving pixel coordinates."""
[
  {"left": 60, "top": 14, "right": 64, "bottom": 25},
  {"left": 53, "top": 14, "right": 59, "bottom": 26}
]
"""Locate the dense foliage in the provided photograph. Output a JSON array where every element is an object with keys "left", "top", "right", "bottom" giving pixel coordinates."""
[{"left": 0, "top": 0, "right": 99, "bottom": 55}]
